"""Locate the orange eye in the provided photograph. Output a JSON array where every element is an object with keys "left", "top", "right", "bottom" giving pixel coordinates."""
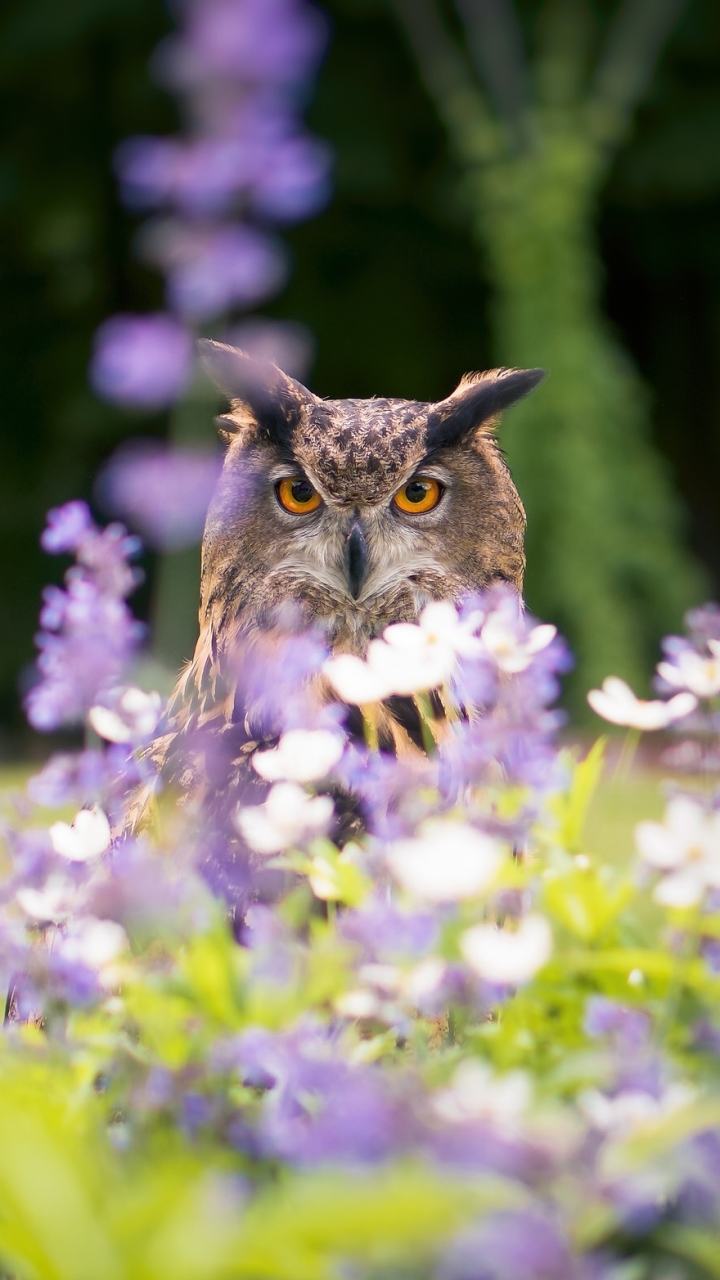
[
  {"left": 393, "top": 476, "right": 443, "bottom": 514},
  {"left": 276, "top": 476, "right": 322, "bottom": 514}
]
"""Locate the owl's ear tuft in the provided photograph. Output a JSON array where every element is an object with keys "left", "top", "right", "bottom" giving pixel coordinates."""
[
  {"left": 425, "top": 367, "right": 545, "bottom": 451},
  {"left": 198, "top": 338, "right": 312, "bottom": 446}
]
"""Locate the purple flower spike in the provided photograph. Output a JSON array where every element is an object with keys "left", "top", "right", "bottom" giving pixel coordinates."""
[
  {"left": 90, "top": 312, "right": 193, "bottom": 409},
  {"left": 41, "top": 501, "right": 95, "bottom": 554}
]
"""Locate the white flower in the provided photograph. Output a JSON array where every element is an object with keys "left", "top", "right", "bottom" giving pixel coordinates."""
[
  {"left": 579, "top": 1083, "right": 695, "bottom": 1135},
  {"left": 49, "top": 807, "right": 111, "bottom": 862},
  {"left": 253, "top": 729, "right": 344, "bottom": 783},
  {"left": 324, "top": 647, "right": 394, "bottom": 705},
  {"left": 386, "top": 820, "right": 503, "bottom": 903},
  {"left": 587, "top": 676, "right": 697, "bottom": 730},
  {"left": 16, "top": 874, "right": 82, "bottom": 922},
  {"left": 324, "top": 601, "right": 482, "bottom": 702},
  {"left": 480, "top": 608, "right": 556, "bottom": 674},
  {"left": 657, "top": 642, "right": 720, "bottom": 699},
  {"left": 460, "top": 914, "right": 553, "bottom": 985},
  {"left": 89, "top": 687, "right": 162, "bottom": 744},
  {"left": 234, "top": 783, "right": 333, "bottom": 854},
  {"left": 635, "top": 796, "right": 720, "bottom": 907},
  {"left": 62, "top": 918, "right": 128, "bottom": 978},
  {"left": 432, "top": 1059, "right": 531, "bottom": 1133}
]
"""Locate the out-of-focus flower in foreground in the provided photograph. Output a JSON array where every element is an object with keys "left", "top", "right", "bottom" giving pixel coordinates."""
[
  {"left": 460, "top": 914, "right": 553, "bottom": 985},
  {"left": 49, "top": 808, "right": 112, "bottom": 862},
  {"left": 89, "top": 687, "right": 162, "bottom": 745},
  {"left": 657, "top": 641, "right": 720, "bottom": 699},
  {"left": 636, "top": 796, "right": 720, "bottom": 907},
  {"left": 432, "top": 1059, "right": 531, "bottom": 1133},
  {"left": 587, "top": 676, "right": 697, "bottom": 729},
  {"left": 235, "top": 782, "right": 333, "bottom": 853},
  {"left": 386, "top": 820, "right": 502, "bottom": 904},
  {"left": 480, "top": 608, "right": 556, "bottom": 674},
  {"left": 253, "top": 729, "right": 344, "bottom": 783}
]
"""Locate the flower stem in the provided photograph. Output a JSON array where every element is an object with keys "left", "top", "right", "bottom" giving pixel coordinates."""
[
  {"left": 614, "top": 727, "right": 640, "bottom": 781},
  {"left": 362, "top": 704, "right": 379, "bottom": 752}
]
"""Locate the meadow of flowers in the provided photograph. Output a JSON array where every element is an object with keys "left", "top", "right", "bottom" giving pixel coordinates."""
[
  {"left": 3, "top": 0, "right": 720, "bottom": 1276},
  {"left": 1, "top": 498, "right": 720, "bottom": 1279}
]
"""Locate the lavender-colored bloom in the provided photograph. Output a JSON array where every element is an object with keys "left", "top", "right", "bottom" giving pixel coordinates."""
[
  {"left": 41, "top": 501, "right": 95, "bottom": 554},
  {"left": 26, "top": 582, "right": 142, "bottom": 731},
  {"left": 223, "top": 318, "right": 314, "bottom": 379},
  {"left": 250, "top": 133, "right": 332, "bottom": 221},
  {"left": 90, "top": 312, "right": 193, "bottom": 409},
  {"left": 438, "top": 1210, "right": 576, "bottom": 1280},
  {"left": 232, "top": 1024, "right": 404, "bottom": 1164},
  {"left": 157, "top": 0, "right": 328, "bottom": 90},
  {"left": 160, "top": 224, "right": 288, "bottom": 320},
  {"left": 97, "top": 441, "right": 222, "bottom": 550},
  {"left": 340, "top": 896, "right": 438, "bottom": 961},
  {"left": 584, "top": 998, "right": 651, "bottom": 1050}
]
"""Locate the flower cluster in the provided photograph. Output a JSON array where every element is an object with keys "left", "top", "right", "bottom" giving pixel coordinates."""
[
  {"left": 8, "top": 506, "right": 720, "bottom": 1276},
  {"left": 89, "top": 0, "right": 330, "bottom": 411},
  {"left": 25, "top": 502, "right": 144, "bottom": 731}
]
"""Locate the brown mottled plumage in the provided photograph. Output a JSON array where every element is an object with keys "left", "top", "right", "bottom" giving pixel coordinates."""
[{"left": 151, "top": 341, "right": 544, "bottom": 809}]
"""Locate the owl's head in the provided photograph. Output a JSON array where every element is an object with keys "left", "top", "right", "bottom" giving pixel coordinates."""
[{"left": 199, "top": 340, "right": 544, "bottom": 654}]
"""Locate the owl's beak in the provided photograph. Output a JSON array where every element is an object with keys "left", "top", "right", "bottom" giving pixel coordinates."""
[{"left": 344, "top": 522, "right": 368, "bottom": 599}]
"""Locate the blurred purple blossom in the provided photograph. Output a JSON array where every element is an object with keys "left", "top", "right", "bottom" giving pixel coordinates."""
[
  {"left": 25, "top": 505, "right": 143, "bottom": 731},
  {"left": 97, "top": 441, "right": 222, "bottom": 549},
  {"left": 223, "top": 318, "right": 314, "bottom": 379},
  {"left": 156, "top": 223, "right": 288, "bottom": 319},
  {"left": 438, "top": 1210, "right": 577, "bottom": 1280},
  {"left": 91, "top": 313, "right": 193, "bottom": 410},
  {"left": 156, "top": 0, "right": 328, "bottom": 90},
  {"left": 41, "top": 500, "right": 95, "bottom": 554}
]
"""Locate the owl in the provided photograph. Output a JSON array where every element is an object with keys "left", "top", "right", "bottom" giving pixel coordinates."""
[{"left": 152, "top": 340, "right": 543, "bottom": 805}]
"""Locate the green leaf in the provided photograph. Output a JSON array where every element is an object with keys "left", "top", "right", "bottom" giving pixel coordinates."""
[{"left": 543, "top": 864, "right": 634, "bottom": 940}]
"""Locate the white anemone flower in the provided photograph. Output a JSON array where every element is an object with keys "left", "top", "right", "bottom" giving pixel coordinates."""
[
  {"left": 325, "top": 600, "right": 483, "bottom": 702},
  {"left": 16, "top": 874, "right": 82, "bottom": 923},
  {"left": 235, "top": 783, "right": 333, "bottom": 854},
  {"left": 62, "top": 918, "right": 128, "bottom": 985},
  {"left": 635, "top": 796, "right": 720, "bottom": 907},
  {"left": 49, "top": 807, "right": 112, "bottom": 862},
  {"left": 460, "top": 914, "right": 553, "bottom": 985},
  {"left": 253, "top": 729, "right": 344, "bottom": 783},
  {"left": 323, "top": 647, "right": 394, "bottom": 705},
  {"left": 579, "top": 1083, "right": 696, "bottom": 1136},
  {"left": 386, "top": 820, "right": 503, "bottom": 903},
  {"left": 480, "top": 610, "right": 556, "bottom": 674},
  {"left": 432, "top": 1059, "right": 531, "bottom": 1133},
  {"left": 89, "top": 687, "right": 162, "bottom": 744},
  {"left": 657, "top": 642, "right": 720, "bottom": 699},
  {"left": 587, "top": 676, "right": 697, "bottom": 730}
]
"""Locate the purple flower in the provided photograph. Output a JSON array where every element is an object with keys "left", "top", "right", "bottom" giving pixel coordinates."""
[
  {"left": 231, "top": 1024, "right": 404, "bottom": 1164},
  {"left": 25, "top": 512, "right": 143, "bottom": 731},
  {"left": 158, "top": 0, "right": 328, "bottom": 90},
  {"left": 250, "top": 133, "right": 332, "bottom": 221},
  {"left": 26, "top": 583, "right": 142, "bottom": 731},
  {"left": 438, "top": 1210, "right": 576, "bottom": 1280},
  {"left": 97, "top": 441, "right": 222, "bottom": 550},
  {"left": 90, "top": 313, "right": 193, "bottom": 409},
  {"left": 584, "top": 997, "right": 651, "bottom": 1050},
  {"left": 41, "top": 501, "right": 95, "bottom": 554},
  {"left": 223, "top": 318, "right": 314, "bottom": 379},
  {"left": 156, "top": 223, "right": 288, "bottom": 320}
]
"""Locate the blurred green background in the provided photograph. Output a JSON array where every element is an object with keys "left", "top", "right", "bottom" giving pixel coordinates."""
[{"left": 2, "top": 0, "right": 720, "bottom": 750}]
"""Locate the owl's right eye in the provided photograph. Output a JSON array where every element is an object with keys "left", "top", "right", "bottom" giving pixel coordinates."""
[{"left": 276, "top": 476, "right": 322, "bottom": 514}]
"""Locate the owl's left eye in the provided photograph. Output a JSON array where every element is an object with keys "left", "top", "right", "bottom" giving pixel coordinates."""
[
  {"left": 276, "top": 476, "right": 322, "bottom": 514},
  {"left": 393, "top": 476, "right": 443, "bottom": 514}
]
